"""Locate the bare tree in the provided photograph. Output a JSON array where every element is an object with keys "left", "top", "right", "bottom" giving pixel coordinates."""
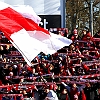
[{"left": 66, "top": 0, "right": 100, "bottom": 36}]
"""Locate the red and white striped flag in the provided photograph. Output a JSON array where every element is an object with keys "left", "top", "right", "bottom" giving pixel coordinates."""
[{"left": 0, "top": 1, "right": 72, "bottom": 66}]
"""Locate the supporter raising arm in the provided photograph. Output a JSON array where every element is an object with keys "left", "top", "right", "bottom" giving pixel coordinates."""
[{"left": 61, "top": 82, "right": 85, "bottom": 100}]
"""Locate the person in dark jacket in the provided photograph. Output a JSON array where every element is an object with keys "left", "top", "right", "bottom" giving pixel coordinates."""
[{"left": 84, "top": 82, "right": 95, "bottom": 100}]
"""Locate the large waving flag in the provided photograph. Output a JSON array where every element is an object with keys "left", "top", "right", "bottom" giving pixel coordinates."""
[
  {"left": 0, "top": 14, "right": 49, "bottom": 66},
  {"left": 0, "top": 1, "right": 72, "bottom": 66}
]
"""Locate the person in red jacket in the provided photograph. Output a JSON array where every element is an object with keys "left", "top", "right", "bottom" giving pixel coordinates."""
[
  {"left": 80, "top": 89, "right": 86, "bottom": 100},
  {"left": 82, "top": 31, "right": 93, "bottom": 41},
  {"left": 71, "top": 29, "right": 80, "bottom": 42}
]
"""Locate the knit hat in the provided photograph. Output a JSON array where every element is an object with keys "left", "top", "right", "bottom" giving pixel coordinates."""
[{"left": 73, "top": 29, "right": 78, "bottom": 35}]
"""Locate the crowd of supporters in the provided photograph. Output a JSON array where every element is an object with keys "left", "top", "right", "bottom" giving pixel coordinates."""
[{"left": 0, "top": 29, "right": 100, "bottom": 100}]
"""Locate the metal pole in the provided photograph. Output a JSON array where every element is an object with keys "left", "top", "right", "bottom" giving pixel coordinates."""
[
  {"left": 62, "top": 0, "right": 66, "bottom": 28},
  {"left": 89, "top": 0, "right": 94, "bottom": 36}
]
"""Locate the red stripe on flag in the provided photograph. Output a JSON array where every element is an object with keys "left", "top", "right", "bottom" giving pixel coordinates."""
[
  {"left": 0, "top": 7, "right": 50, "bottom": 35},
  {"left": 25, "top": 18, "right": 50, "bottom": 35},
  {"left": 0, "top": 14, "right": 22, "bottom": 39}
]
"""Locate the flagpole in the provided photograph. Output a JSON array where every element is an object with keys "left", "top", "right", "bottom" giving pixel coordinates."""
[{"left": 10, "top": 40, "right": 33, "bottom": 66}]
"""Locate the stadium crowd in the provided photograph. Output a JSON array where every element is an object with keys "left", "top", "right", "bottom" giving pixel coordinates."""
[{"left": 0, "top": 29, "right": 100, "bottom": 100}]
